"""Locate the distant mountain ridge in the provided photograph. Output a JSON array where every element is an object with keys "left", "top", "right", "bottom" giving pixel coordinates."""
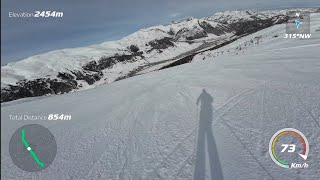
[{"left": 1, "top": 8, "right": 319, "bottom": 102}]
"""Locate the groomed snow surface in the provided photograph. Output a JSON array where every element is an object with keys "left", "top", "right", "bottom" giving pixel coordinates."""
[{"left": 1, "top": 14, "right": 320, "bottom": 180}]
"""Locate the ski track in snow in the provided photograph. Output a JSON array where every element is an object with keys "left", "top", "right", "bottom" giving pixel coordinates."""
[{"left": 1, "top": 13, "right": 320, "bottom": 180}]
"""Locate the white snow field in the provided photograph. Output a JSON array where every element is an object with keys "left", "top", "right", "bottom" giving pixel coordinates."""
[{"left": 1, "top": 14, "right": 320, "bottom": 180}]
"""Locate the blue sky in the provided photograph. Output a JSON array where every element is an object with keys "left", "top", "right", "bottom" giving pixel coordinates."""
[{"left": 1, "top": 0, "right": 319, "bottom": 65}]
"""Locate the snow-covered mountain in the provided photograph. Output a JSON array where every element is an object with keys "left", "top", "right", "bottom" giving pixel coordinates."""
[
  {"left": 1, "top": 12, "right": 320, "bottom": 179},
  {"left": 1, "top": 8, "right": 319, "bottom": 103}
]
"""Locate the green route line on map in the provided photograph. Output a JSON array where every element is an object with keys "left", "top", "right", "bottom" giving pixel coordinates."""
[{"left": 21, "top": 129, "right": 45, "bottom": 168}]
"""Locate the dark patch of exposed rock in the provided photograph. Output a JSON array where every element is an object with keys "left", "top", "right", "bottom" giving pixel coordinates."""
[
  {"left": 71, "top": 71, "right": 102, "bottom": 85},
  {"left": 57, "top": 72, "right": 74, "bottom": 80},
  {"left": 49, "top": 79, "right": 77, "bottom": 94},
  {"left": 230, "top": 15, "right": 288, "bottom": 36},
  {"left": 175, "top": 28, "right": 208, "bottom": 41},
  {"left": 128, "top": 44, "right": 140, "bottom": 53},
  {"left": 159, "top": 55, "right": 194, "bottom": 70},
  {"left": 147, "top": 37, "right": 175, "bottom": 53},
  {"left": 1, "top": 78, "right": 77, "bottom": 103},
  {"left": 83, "top": 61, "right": 100, "bottom": 72},
  {"left": 186, "top": 31, "right": 208, "bottom": 40},
  {"left": 198, "top": 21, "right": 233, "bottom": 36},
  {"left": 168, "top": 28, "right": 175, "bottom": 36},
  {"left": 83, "top": 52, "right": 144, "bottom": 72}
]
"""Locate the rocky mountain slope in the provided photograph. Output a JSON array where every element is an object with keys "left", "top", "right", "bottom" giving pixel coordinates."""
[{"left": 1, "top": 8, "right": 318, "bottom": 102}]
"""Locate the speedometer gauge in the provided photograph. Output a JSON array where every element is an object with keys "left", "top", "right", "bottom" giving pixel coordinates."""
[{"left": 269, "top": 128, "right": 309, "bottom": 169}]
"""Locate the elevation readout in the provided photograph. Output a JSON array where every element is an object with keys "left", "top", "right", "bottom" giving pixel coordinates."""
[{"left": 269, "top": 128, "right": 309, "bottom": 169}]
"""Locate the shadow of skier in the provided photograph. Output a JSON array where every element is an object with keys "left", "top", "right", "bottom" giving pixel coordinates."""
[{"left": 194, "top": 89, "right": 224, "bottom": 180}]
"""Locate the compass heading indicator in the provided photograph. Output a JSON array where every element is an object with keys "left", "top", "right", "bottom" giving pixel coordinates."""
[
  {"left": 269, "top": 128, "right": 309, "bottom": 169},
  {"left": 295, "top": 21, "right": 301, "bottom": 28}
]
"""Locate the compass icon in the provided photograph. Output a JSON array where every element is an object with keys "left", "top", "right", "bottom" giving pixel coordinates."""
[{"left": 286, "top": 11, "right": 310, "bottom": 34}]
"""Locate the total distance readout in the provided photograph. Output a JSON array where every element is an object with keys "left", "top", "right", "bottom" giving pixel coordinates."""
[{"left": 9, "top": 114, "right": 71, "bottom": 121}]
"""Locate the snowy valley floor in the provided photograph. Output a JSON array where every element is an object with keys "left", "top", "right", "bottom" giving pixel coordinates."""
[{"left": 1, "top": 14, "right": 320, "bottom": 180}]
